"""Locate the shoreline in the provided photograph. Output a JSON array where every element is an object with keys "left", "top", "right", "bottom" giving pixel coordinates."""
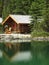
[
  {"left": 32, "top": 37, "right": 49, "bottom": 41},
  {"left": 0, "top": 34, "right": 49, "bottom": 42}
]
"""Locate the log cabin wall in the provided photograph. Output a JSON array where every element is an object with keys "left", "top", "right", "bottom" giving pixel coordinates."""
[{"left": 19, "top": 24, "right": 30, "bottom": 34}]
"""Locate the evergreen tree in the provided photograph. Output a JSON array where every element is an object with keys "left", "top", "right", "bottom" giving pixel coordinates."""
[
  {"left": 2, "top": 0, "right": 10, "bottom": 20},
  {"left": 10, "top": 0, "right": 32, "bottom": 15},
  {"left": 42, "top": 0, "right": 49, "bottom": 32},
  {"left": 29, "top": 0, "right": 46, "bottom": 32},
  {"left": 0, "top": 0, "right": 3, "bottom": 17},
  {"left": 2, "top": 0, "right": 32, "bottom": 20}
]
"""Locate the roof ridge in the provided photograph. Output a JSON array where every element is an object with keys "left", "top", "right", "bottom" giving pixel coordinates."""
[{"left": 9, "top": 14, "right": 31, "bottom": 16}]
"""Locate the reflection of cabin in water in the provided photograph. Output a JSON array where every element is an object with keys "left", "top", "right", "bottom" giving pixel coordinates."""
[
  {"left": 2, "top": 15, "right": 31, "bottom": 34},
  {"left": 3, "top": 42, "right": 31, "bottom": 60}
]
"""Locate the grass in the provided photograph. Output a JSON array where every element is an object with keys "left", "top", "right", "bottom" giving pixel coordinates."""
[{"left": 31, "top": 30, "right": 49, "bottom": 37}]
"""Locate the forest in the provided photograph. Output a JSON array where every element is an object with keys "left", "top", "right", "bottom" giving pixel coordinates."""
[{"left": 0, "top": 0, "right": 49, "bottom": 36}]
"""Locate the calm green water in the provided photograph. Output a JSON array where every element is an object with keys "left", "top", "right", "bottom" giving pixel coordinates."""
[{"left": 0, "top": 41, "right": 49, "bottom": 65}]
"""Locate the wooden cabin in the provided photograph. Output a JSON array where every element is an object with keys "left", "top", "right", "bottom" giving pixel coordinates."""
[{"left": 2, "top": 15, "right": 31, "bottom": 34}]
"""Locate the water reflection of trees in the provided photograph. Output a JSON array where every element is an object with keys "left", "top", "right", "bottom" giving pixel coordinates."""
[{"left": 31, "top": 42, "right": 49, "bottom": 61}]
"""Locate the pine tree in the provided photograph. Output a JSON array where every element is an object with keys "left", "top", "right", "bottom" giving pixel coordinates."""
[
  {"left": 29, "top": 0, "right": 46, "bottom": 32},
  {"left": 2, "top": 0, "right": 32, "bottom": 20},
  {"left": 2, "top": 0, "right": 10, "bottom": 20},
  {"left": 10, "top": 0, "right": 32, "bottom": 15},
  {"left": 40, "top": 0, "right": 49, "bottom": 32},
  {"left": 0, "top": 0, "right": 3, "bottom": 17}
]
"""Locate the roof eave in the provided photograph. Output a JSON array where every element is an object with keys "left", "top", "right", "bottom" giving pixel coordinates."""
[{"left": 2, "top": 15, "right": 10, "bottom": 25}]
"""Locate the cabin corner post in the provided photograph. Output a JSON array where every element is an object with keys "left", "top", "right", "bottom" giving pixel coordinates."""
[{"left": 17, "top": 23, "right": 20, "bottom": 33}]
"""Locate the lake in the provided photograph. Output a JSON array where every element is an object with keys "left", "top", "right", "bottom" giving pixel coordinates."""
[{"left": 0, "top": 41, "right": 49, "bottom": 65}]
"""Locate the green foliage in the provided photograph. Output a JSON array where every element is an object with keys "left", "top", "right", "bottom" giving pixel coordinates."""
[
  {"left": 10, "top": 0, "right": 32, "bottom": 15},
  {"left": 2, "top": 0, "right": 10, "bottom": 20},
  {"left": 0, "top": 0, "right": 3, "bottom": 17},
  {"left": 29, "top": 0, "right": 49, "bottom": 37},
  {"left": 29, "top": 0, "right": 45, "bottom": 32},
  {"left": 2, "top": 0, "right": 32, "bottom": 20},
  {"left": 43, "top": 1, "right": 49, "bottom": 32},
  {"left": 31, "top": 30, "right": 49, "bottom": 37}
]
